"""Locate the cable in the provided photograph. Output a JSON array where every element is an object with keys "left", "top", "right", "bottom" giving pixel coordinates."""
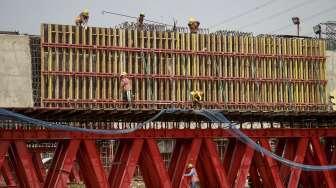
[
  {"left": 270, "top": 5, "right": 336, "bottom": 34},
  {"left": 239, "top": 0, "right": 315, "bottom": 30},
  {"left": 209, "top": 0, "right": 279, "bottom": 29},
  {"left": 102, "top": 10, "right": 173, "bottom": 26}
]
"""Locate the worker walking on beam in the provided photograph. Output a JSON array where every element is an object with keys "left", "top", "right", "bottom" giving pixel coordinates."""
[
  {"left": 184, "top": 163, "right": 200, "bottom": 188},
  {"left": 75, "top": 9, "right": 89, "bottom": 28},
  {"left": 191, "top": 90, "right": 203, "bottom": 109},
  {"left": 120, "top": 72, "right": 132, "bottom": 108},
  {"left": 137, "top": 12, "right": 145, "bottom": 30}
]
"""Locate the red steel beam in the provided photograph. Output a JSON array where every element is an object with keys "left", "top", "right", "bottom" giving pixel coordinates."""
[
  {"left": 287, "top": 138, "right": 308, "bottom": 188},
  {"left": 1, "top": 160, "right": 16, "bottom": 187},
  {"left": 259, "top": 139, "right": 285, "bottom": 188},
  {"left": 108, "top": 139, "right": 143, "bottom": 188},
  {"left": 2, "top": 129, "right": 336, "bottom": 140},
  {"left": 139, "top": 139, "right": 171, "bottom": 188},
  {"left": 77, "top": 140, "right": 109, "bottom": 187},
  {"left": 0, "top": 142, "right": 9, "bottom": 169},
  {"left": 31, "top": 151, "right": 46, "bottom": 184},
  {"left": 311, "top": 137, "right": 336, "bottom": 188},
  {"left": 9, "top": 142, "right": 41, "bottom": 188},
  {"left": 43, "top": 140, "right": 80, "bottom": 188}
]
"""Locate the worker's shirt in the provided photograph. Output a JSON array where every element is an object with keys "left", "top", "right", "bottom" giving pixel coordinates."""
[
  {"left": 121, "top": 77, "right": 132, "bottom": 91},
  {"left": 185, "top": 168, "right": 199, "bottom": 182}
]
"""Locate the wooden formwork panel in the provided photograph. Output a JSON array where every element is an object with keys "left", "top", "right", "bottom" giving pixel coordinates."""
[{"left": 40, "top": 24, "right": 327, "bottom": 111}]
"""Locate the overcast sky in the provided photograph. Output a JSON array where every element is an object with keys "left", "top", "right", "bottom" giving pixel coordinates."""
[{"left": 0, "top": 0, "right": 335, "bottom": 36}]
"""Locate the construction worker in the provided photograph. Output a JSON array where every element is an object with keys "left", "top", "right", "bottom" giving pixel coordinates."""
[
  {"left": 75, "top": 9, "right": 89, "bottom": 28},
  {"left": 184, "top": 163, "right": 199, "bottom": 188},
  {"left": 188, "top": 17, "right": 200, "bottom": 34},
  {"left": 120, "top": 72, "right": 132, "bottom": 107},
  {"left": 190, "top": 90, "right": 203, "bottom": 109},
  {"left": 137, "top": 12, "right": 145, "bottom": 30}
]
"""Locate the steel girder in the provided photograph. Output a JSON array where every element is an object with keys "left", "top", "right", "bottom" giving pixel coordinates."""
[{"left": 0, "top": 129, "right": 336, "bottom": 187}]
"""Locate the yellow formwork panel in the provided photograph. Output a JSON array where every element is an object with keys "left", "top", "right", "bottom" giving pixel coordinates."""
[{"left": 40, "top": 24, "right": 327, "bottom": 111}]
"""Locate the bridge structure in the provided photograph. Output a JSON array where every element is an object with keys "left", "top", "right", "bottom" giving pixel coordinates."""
[{"left": 0, "top": 23, "right": 336, "bottom": 188}]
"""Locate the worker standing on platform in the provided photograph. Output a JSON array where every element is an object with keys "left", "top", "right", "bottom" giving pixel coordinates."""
[
  {"left": 137, "top": 12, "right": 145, "bottom": 30},
  {"left": 191, "top": 90, "right": 203, "bottom": 109},
  {"left": 120, "top": 72, "right": 132, "bottom": 108},
  {"left": 184, "top": 163, "right": 199, "bottom": 188},
  {"left": 188, "top": 17, "right": 200, "bottom": 34},
  {"left": 75, "top": 9, "right": 90, "bottom": 28}
]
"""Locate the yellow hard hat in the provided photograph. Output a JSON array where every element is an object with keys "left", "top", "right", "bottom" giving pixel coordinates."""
[
  {"left": 140, "top": 12, "right": 145, "bottom": 16},
  {"left": 121, "top": 72, "right": 127, "bottom": 76},
  {"left": 83, "top": 9, "right": 89, "bottom": 16},
  {"left": 189, "top": 17, "right": 196, "bottom": 23},
  {"left": 188, "top": 163, "right": 193, "bottom": 168}
]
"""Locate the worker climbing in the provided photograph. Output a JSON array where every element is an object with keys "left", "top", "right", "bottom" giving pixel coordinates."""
[
  {"left": 137, "top": 12, "right": 145, "bottom": 30},
  {"left": 75, "top": 9, "right": 89, "bottom": 28},
  {"left": 184, "top": 163, "right": 199, "bottom": 188},
  {"left": 120, "top": 72, "right": 132, "bottom": 108},
  {"left": 188, "top": 17, "right": 200, "bottom": 33},
  {"left": 191, "top": 90, "right": 204, "bottom": 109}
]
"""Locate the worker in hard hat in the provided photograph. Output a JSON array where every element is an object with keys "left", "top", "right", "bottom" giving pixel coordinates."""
[
  {"left": 120, "top": 72, "right": 132, "bottom": 108},
  {"left": 188, "top": 17, "right": 200, "bottom": 34},
  {"left": 75, "top": 9, "right": 89, "bottom": 28},
  {"left": 137, "top": 12, "right": 145, "bottom": 30},
  {"left": 184, "top": 163, "right": 199, "bottom": 188},
  {"left": 190, "top": 90, "right": 203, "bottom": 109}
]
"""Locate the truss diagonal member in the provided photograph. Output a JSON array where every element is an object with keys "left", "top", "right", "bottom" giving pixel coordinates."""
[
  {"left": 139, "top": 139, "right": 172, "bottom": 188},
  {"left": 108, "top": 139, "right": 144, "bottom": 188},
  {"left": 201, "top": 138, "right": 230, "bottom": 188},
  {"left": 43, "top": 140, "right": 80, "bottom": 188},
  {"left": 287, "top": 138, "right": 308, "bottom": 188},
  {"left": 259, "top": 139, "right": 285, "bottom": 188},
  {"left": 77, "top": 140, "right": 109, "bottom": 187},
  {"left": 9, "top": 141, "right": 41, "bottom": 188},
  {"left": 169, "top": 139, "right": 202, "bottom": 188},
  {"left": 0, "top": 141, "right": 10, "bottom": 169},
  {"left": 1, "top": 160, "right": 16, "bottom": 186},
  {"left": 311, "top": 137, "right": 336, "bottom": 188},
  {"left": 232, "top": 145, "right": 254, "bottom": 188}
]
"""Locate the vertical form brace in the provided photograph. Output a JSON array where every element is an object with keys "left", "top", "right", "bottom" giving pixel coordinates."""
[
  {"left": 77, "top": 140, "right": 109, "bottom": 188},
  {"left": 287, "top": 138, "right": 308, "bottom": 188},
  {"left": 9, "top": 141, "right": 41, "bottom": 188},
  {"left": 43, "top": 140, "right": 80, "bottom": 188},
  {"left": 311, "top": 137, "right": 336, "bottom": 188},
  {"left": 108, "top": 139, "right": 144, "bottom": 188}
]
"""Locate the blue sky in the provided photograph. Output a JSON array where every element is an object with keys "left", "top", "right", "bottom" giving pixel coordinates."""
[{"left": 0, "top": 0, "right": 335, "bottom": 36}]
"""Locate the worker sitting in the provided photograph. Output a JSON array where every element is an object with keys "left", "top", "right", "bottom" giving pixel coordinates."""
[
  {"left": 75, "top": 9, "right": 89, "bottom": 28},
  {"left": 190, "top": 90, "right": 203, "bottom": 109},
  {"left": 188, "top": 17, "right": 200, "bottom": 34},
  {"left": 137, "top": 12, "right": 145, "bottom": 30}
]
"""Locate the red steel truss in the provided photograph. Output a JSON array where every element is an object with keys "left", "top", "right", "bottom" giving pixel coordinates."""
[{"left": 1, "top": 128, "right": 336, "bottom": 188}]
